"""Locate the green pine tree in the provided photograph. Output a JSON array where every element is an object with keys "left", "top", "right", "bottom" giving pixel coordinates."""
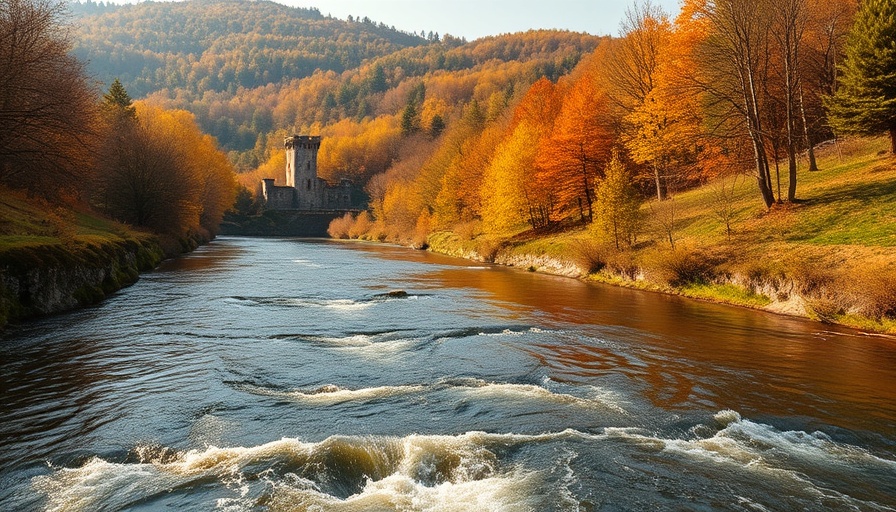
[
  {"left": 102, "top": 78, "right": 137, "bottom": 120},
  {"left": 825, "top": 0, "right": 896, "bottom": 154},
  {"left": 400, "top": 103, "right": 420, "bottom": 135}
]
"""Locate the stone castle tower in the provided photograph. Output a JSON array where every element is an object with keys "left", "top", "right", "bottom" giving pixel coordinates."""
[
  {"left": 261, "top": 134, "right": 352, "bottom": 211},
  {"left": 285, "top": 135, "right": 323, "bottom": 209}
]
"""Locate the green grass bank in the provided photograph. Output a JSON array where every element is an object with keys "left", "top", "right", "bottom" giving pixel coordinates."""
[
  {"left": 427, "top": 136, "right": 896, "bottom": 334},
  {"left": 0, "top": 189, "right": 166, "bottom": 328}
]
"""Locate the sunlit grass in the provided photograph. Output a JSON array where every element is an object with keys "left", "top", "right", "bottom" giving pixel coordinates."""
[
  {"left": 0, "top": 187, "right": 153, "bottom": 253},
  {"left": 679, "top": 283, "right": 772, "bottom": 309},
  {"left": 669, "top": 136, "right": 895, "bottom": 249}
]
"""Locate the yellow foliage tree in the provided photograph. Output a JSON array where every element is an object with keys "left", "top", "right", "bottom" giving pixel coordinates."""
[
  {"left": 481, "top": 121, "right": 543, "bottom": 234},
  {"left": 95, "top": 102, "right": 236, "bottom": 238},
  {"left": 594, "top": 152, "right": 641, "bottom": 250}
]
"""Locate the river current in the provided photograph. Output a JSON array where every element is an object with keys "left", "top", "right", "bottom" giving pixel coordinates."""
[{"left": 1, "top": 237, "right": 894, "bottom": 511}]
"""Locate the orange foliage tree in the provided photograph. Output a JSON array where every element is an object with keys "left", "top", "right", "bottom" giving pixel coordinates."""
[
  {"left": 537, "top": 71, "right": 614, "bottom": 224},
  {"left": 94, "top": 101, "right": 237, "bottom": 238}
]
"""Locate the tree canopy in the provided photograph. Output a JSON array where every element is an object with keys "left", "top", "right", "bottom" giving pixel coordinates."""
[
  {"left": 0, "top": 0, "right": 98, "bottom": 196},
  {"left": 826, "top": 0, "right": 896, "bottom": 153}
]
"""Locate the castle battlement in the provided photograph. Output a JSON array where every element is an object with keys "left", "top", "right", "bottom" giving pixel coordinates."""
[{"left": 284, "top": 135, "right": 320, "bottom": 150}]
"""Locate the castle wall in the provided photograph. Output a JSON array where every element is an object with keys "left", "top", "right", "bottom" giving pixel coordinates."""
[{"left": 261, "top": 179, "right": 297, "bottom": 209}]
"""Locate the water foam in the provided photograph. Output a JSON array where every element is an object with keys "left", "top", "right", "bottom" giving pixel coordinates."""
[
  {"left": 228, "top": 296, "right": 373, "bottom": 311},
  {"left": 291, "top": 259, "right": 322, "bottom": 268},
  {"left": 238, "top": 378, "right": 623, "bottom": 412},
  {"left": 667, "top": 411, "right": 896, "bottom": 472},
  {"left": 242, "top": 383, "right": 427, "bottom": 405},
  {"left": 442, "top": 377, "right": 627, "bottom": 413},
  {"left": 262, "top": 468, "right": 540, "bottom": 511},
  {"left": 309, "top": 333, "right": 422, "bottom": 355},
  {"left": 604, "top": 410, "right": 896, "bottom": 507},
  {"left": 34, "top": 432, "right": 561, "bottom": 511}
]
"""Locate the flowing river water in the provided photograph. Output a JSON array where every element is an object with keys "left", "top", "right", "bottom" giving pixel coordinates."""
[{"left": 1, "top": 237, "right": 895, "bottom": 511}]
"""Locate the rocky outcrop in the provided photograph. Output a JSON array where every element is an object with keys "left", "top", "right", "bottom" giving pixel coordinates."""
[
  {"left": 492, "top": 251, "right": 583, "bottom": 277},
  {"left": 0, "top": 238, "right": 164, "bottom": 328}
]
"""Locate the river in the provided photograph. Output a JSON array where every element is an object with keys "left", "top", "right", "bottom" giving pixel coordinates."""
[{"left": 1, "top": 237, "right": 894, "bottom": 511}]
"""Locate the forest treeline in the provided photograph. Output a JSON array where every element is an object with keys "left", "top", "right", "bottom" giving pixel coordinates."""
[
  {"left": 325, "top": 0, "right": 892, "bottom": 246},
  {"left": 70, "top": 0, "right": 600, "bottom": 169},
  {"left": 0, "top": 0, "right": 236, "bottom": 244},
  {"left": 67, "top": 0, "right": 896, "bottom": 254}
]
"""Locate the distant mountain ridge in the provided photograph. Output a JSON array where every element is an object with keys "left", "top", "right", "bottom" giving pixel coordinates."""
[
  {"left": 70, "top": 0, "right": 429, "bottom": 97},
  {"left": 69, "top": 0, "right": 603, "bottom": 171}
]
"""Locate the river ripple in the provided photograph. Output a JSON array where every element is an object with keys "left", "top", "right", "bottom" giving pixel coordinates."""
[{"left": 1, "top": 237, "right": 894, "bottom": 510}]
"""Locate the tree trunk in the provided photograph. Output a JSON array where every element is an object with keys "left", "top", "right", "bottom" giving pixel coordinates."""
[
  {"left": 653, "top": 161, "right": 666, "bottom": 201},
  {"left": 775, "top": 157, "right": 783, "bottom": 203},
  {"left": 799, "top": 86, "right": 818, "bottom": 172},
  {"left": 891, "top": 125, "right": 896, "bottom": 155},
  {"left": 743, "top": 58, "right": 775, "bottom": 208},
  {"left": 578, "top": 142, "right": 594, "bottom": 223}
]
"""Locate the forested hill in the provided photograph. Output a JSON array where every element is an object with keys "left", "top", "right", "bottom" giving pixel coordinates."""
[
  {"left": 69, "top": 0, "right": 603, "bottom": 170},
  {"left": 69, "top": 0, "right": 429, "bottom": 98}
]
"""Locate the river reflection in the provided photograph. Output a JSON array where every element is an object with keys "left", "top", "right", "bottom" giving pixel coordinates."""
[
  {"left": 1, "top": 237, "right": 894, "bottom": 511},
  {"left": 365, "top": 244, "right": 896, "bottom": 435}
]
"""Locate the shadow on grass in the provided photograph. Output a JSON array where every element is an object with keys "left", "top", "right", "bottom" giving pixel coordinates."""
[
  {"left": 800, "top": 175, "right": 896, "bottom": 209},
  {"left": 784, "top": 174, "right": 896, "bottom": 244}
]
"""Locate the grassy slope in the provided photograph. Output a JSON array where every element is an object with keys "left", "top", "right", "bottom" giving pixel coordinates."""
[
  {"left": 432, "top": 136, "right": 896, "bottom": 333},
  {"left": 671, "top": 136, "right": 894, "bottom": 250},
  {"left": 0, "top": 188, "right": 164, "bottom": 326},
  {"left": 0, "top": 188, "right": 156, "bottom": 252}
]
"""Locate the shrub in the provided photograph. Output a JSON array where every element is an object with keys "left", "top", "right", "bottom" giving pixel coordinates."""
[
  {"left": 805, "top": 297, "right": 844, "bottom": 324},
  {"left": 327, "top": 212, "right": 353, "bottom": 239},
  {"left": 852, "top": 267, "right": 896, "bottom": 320},
  {"left": 476, "top": 239, "right": 503, "bottom": 263},
  {"left": 608, "top": 250, "right": 641, "bottom": 280},
  {"left": 660, "top": 248, "right": 718, "bottom": 287},
  {"left": 454, "top": 220, "right": 482, "bottom": 241},
  {"left": 571, "top": 239, "right": 608, "bottom": 274},
  {"left": 347, "top": 211, "right": 373, "bottom": 239}
]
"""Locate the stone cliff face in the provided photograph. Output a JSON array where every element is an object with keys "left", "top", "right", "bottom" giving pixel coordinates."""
[{"left": 0, "top": 239, "right": 164, "bottom": 328}]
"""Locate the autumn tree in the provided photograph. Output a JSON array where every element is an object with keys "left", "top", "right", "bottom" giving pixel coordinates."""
[
  {"left": 604, "top": 0, "right": 669, "bottom": 112},
  {"left": 94, "top": 117, "right": 195, "bottom": 235},
  {"left": 94, "top": 99, "right": 236, "bottom": 238},
  {"left": 826, "top": 0, "right": 896, "bottom": 154},
  {"left": 598, "top": 2, "right": 684, "bottom": 201},
  {"left": 424, "top": 99, "right": 506, "bottom": 230},
  {"left": 538, "top": 72, "right": 613, "bottom": 224},
  {"left": 682, "top": 0, "right": 778, "bottom": 208},
  {"left": 432, "top": 116, "right": 504, "bottom": 227},
  {"left": 481, "top": 122, "right": 542, "bottom": 234},
  {"left": 773, "top": 0, "right": 810, "bottom": 201},
  {"left": 508, "top": 78, "right": 563, "bottom": 229},
  {"left": 800, "top": 0, "right": 857, "bottom": 171},
  {"left": 0, "top": 0, "right": 98, "bottom": 196},
  {"left": 594, "top": 152, "right": 640, "bottom": 250}
]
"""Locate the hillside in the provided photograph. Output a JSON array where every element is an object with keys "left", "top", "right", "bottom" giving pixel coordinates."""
[
  {"left": 426, "top": 136, "right": 896, "bottom": 333},
  {"left": 0, "top": 188, "right": 165, "bottom": 328},
  {"left": 69, "top": 0, "right": 601, "bottom": 169},
  {"left": 70, "top": 0, "right": 427, "bottom": 97}
]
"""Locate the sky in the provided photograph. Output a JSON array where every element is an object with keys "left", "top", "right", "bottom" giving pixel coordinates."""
[{"left": 277, "top": 0, "right": 682, "bottom": 40}]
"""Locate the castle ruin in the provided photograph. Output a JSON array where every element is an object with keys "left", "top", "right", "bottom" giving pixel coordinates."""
[{"left": 261, "top": 135, "right": 352, "bottom": 210}]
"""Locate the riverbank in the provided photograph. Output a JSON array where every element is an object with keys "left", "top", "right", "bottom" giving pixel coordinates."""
[
  {"left": 421, "top": 136, "right": 896, "bottom": 335},
  {"left": 0, "top": 188, "right": 198, "bottom": 328},
  {"left": 426, "top": 231, "right": 896, "bottom": 334}
]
